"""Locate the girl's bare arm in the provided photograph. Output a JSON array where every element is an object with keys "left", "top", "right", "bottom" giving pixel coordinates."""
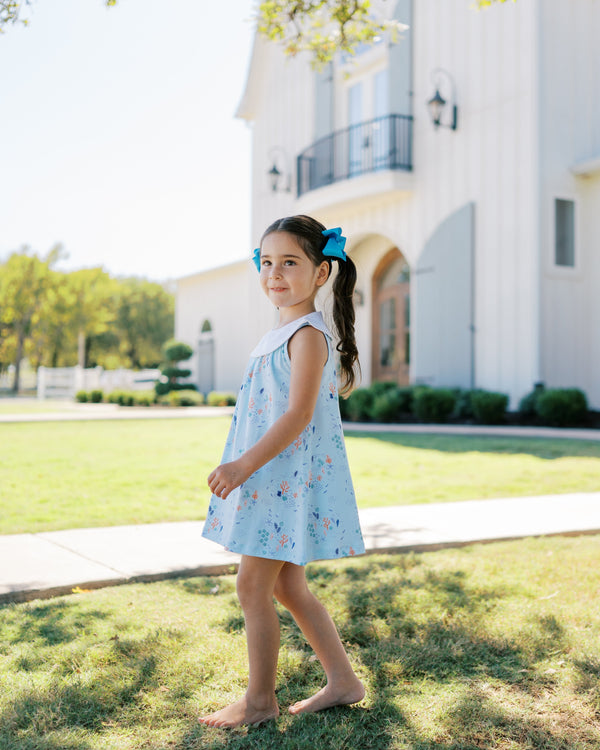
[{"left": 207, "top": 326, "right": 328, "bottom": 499}]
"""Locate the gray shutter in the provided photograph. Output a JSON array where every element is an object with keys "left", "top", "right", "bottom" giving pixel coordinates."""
[
  {"left": 413, "top": 203, "right": 475, "bottom": 388},
  {"left": 389, "top": 0, "right": 412, "bottom": 116},
  {"left": 314, "top": 63, "right": 334, "bottom": 139}
]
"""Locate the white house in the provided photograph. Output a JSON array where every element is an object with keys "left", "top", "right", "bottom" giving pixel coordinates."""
[{"left": 176, "top": 0, "right": 600, "bottom": 408}]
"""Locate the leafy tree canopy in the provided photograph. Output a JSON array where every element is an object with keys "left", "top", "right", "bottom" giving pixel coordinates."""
[{"left": 1, "top": 1, "right": 517, "bottom": 65}]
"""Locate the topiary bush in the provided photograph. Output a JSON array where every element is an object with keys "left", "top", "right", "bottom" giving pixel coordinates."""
[
  {"left": 90, "top": 389, "right": 104, "bottom": 403},
  {"left": 155, "top": 339, "right": 197, "bottom": 397},
  {"left": 535, "top": 388, "right": 588, "bottom": 427},
  {"left": 471, "top": 390, "right": 509, "bottom": 425},
  {"left": 413, "top": 388, "right": 456, "bottom": 423},
  {"left": 75, "top": 390, "right": 88, "bottom": 403}
]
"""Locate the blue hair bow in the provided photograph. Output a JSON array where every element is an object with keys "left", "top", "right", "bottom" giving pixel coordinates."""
[
  {"left": 322, "top": 227, "right": 347, "bottom": 262},
  {"left": 252, "top": 247, "right": 261, "bottom": 271}
]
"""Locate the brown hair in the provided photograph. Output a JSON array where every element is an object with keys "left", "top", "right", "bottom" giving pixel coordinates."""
[{"left": 260, "top": 214, "right": 360, "bottom": 394}]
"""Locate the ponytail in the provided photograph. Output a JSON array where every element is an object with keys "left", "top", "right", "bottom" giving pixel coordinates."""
[
  {"left": 332, "top": 254, "right": 360, "bottom": 395},
  {"left": 260, "top": 214, "right": 360, "bottom": 394}
]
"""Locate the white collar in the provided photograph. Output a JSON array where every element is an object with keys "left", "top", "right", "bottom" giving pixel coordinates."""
[{"left": 250, "top": 312, "right": 332, "bottom": 357}]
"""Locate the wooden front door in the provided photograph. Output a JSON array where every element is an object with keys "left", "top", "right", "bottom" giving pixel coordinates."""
[{"left": 372, "top": 249, "right": 410, "bottom": 384}]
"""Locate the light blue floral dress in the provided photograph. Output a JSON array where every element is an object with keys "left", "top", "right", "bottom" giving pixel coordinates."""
[{"left": 202, "top": 312, "right": 365, "bottom": 566}]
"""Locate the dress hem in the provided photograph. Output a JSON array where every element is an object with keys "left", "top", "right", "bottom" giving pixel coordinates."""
[{"left": 201, "top": 531, "right": 365, "bottom": 567}]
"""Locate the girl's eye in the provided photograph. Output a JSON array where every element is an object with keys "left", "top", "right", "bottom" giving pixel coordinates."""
[{"left": 284, "top": 260, "right": 296, "bottom": 266}]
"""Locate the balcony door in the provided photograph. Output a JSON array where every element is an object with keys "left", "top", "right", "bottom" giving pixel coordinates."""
[
  {"left": 373, "top": 68, "right": 390, "bottom": 170},
  {"left": 348, "top": 82, "right": 363, "bottom": 176},
  {"left": 372, "top": 248, "right": 410, "bottom": 384}
]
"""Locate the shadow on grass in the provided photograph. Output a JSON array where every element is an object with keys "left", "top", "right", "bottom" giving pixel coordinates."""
[
  {"left": 189, "top": 556, "right": 594, "bottom": 749},
  {"left": 1, "top": 555, "right": 596, "bottom": 750},
  {"left": 0, "top": 599, "right": 110, "bottom": 648},
  {"left": 0, "top": 622, "right": 182, "bottom": 750},
  {"left": 343, "top": 431, "right": 600, "bottom": 459}
]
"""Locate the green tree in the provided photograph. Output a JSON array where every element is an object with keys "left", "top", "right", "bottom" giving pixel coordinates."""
[
  {"left": 29, "top": 268, "right": 77, "bottom": 369},
  {"left": 66, "top": 268, "right": 118, "bottom": 368},
  {"left": 0, "top": 246, "right": 60, "bottom": 391},
  {"left": 113, "top": 277, "right": 174, "bottom": 369}
]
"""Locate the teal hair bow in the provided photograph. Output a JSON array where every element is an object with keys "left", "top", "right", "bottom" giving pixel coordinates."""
[
  {"left": 321, "top": 227, "right": 347, "bottom": 261},
  {"left": 252, "top": 247, "right": 261, "bottom": 271}
]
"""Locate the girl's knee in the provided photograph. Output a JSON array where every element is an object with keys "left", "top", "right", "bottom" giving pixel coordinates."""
[
  {"left": 236, "top": 566, "right": 276, "bottom": 610},
  {"left": 273, "top": 577, "right": 311, "bottom": 611}
]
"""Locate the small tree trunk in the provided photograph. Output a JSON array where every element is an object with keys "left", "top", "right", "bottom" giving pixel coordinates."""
[
  {"left": 12, "top": 332, "right": 25, "bottom": 393},
  {"left": 78, "top": 329, "right": 85, "bottom": 369}
]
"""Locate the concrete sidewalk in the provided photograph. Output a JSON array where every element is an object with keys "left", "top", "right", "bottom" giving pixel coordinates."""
[{"left": 2, "top": 493, "right": 599, "bottom": 604}]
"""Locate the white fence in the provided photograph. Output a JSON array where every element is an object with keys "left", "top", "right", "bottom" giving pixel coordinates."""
[
  {"left": 0, "top": 365, "right": 37, "bottom": 392},
  {"left": 37, "top": 366, "right": 160, "bottom": 400}
]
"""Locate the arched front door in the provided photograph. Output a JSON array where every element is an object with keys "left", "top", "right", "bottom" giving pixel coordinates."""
[{"left": 372, "top": 248, "right": 410, "bottom": 384}]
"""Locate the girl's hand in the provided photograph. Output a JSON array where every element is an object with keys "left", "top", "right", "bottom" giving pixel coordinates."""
[{"left": 208, "top": 459, "right": 251, "bottom": 500}]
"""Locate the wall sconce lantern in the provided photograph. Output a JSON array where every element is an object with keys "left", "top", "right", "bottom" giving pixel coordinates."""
[
  {"left": 427, "top": 68, "right": 458, "bottom": 131},
  {"left": 267, "top": 147, "right": 291, "bottom": 193}
]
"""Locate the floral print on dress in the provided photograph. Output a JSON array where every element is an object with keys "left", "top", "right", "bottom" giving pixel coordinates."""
[{"left": 202, "top": 316, "right": 365, "bottom": 566}]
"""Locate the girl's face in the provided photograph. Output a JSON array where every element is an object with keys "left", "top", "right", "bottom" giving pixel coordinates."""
[{"left": 259, "top": 231, "right": 329, "bottom": 319}]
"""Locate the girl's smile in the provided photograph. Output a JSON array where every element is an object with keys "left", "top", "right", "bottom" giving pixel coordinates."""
[{"left": 259, "top": 232, "right": 329, "bottom": 323}]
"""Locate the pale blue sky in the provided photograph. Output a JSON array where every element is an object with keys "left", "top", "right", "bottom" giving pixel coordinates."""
[{"left": 0, "top": 0, "right": 256, "bottom": 281}]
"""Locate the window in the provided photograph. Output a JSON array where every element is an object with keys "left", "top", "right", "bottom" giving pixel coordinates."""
[{"left": 555, "top": 199, "right": 575, "bottom": 267}]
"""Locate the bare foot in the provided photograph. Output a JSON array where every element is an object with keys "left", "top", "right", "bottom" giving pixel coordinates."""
[
  {"left": 199, "top": 696, "right": 279, "bottom": 728},
  {"left": 288, "top": 679, "right": 365, "bottom": 715}
]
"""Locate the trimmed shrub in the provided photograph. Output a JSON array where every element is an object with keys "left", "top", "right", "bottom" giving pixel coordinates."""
[
  {"left": 160, "top": 366, "right": 192, "bottom": 381},
  {"left": 206, "top": 391, "right": 236, "bottom": 407},
  {"left": 519, "top": 382, "right": 546, "bottom": 417},
  {"left": 133, "top": 390, "right": 155, "bottom": 406},
  {"left": 120, "top": 392, "right": 135, "bottom": 407},
  {"left": 161, "top": 389, "right": 204, "bottom": 407},
  {"left": 395, "top": 386, "right": 416, "bottom": 414},
  {"left": 370, "top": 389, "right": 404, "bottom": 423},
  {"left": 156, "top": 338, "right": 195, "bottom": 397},
  {"left": 369, "top": 381, "right": 399, "bottom": 398},
  {"left": 452, "top": 389, "right": 477, "bottom": 420},
  {"left": 413, "top": 388, "right": 456, "bottom": 423},
  {"left": 338, "top": 394, "right": 350, "bottom": 420},
  {"left": 536, "top": 388, "right": 588, "bottom": 427},
  {"left": 75, "top": 390, "right": 88, "bottom": 403},
  {"left": 107, "top": 390, "right": 135, "bottom": 406},
  {"left": 471, "top": 390, "right": 509, "bottom": 425},
  {"left": 344, "top": 387, "right": 374, "bottom": 422},
  {"left": 90, "top": 389, "right": 104, "bottom": 403},
  {"left": 154, "top": 381, "right": 170, "bottom": 397}
]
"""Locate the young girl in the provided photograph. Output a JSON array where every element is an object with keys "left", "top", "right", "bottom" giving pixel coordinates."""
[{"left": 200, "top": 214, "right": 365, "bottom": 729}]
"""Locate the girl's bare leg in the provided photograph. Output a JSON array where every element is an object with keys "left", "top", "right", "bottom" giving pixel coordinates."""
[
  {"left": 273, "top": 562, "right": 365, "bottom": 714},
  {"left": 199, "top": 555, "right": 285, "bottom": 728}
]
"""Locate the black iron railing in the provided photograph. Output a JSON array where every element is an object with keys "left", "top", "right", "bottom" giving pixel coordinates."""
[{"left": 297, "top": 113, "right": 413, "bottom": 197}]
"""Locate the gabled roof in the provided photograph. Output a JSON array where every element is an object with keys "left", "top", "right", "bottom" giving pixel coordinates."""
[{"left": 235, "top": 30, "right": 270, "bottom": 122}]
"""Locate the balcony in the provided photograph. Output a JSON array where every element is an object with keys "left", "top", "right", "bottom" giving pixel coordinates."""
[{"left": 296, "top": 113, "right": 413, "bottom": 198}]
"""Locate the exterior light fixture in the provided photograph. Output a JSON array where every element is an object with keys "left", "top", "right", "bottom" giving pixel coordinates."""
[
  {"left": 427, "top": 69, "right": 458, "bottom": 131},
  {"left": 268, "top": 163, "right": 282, "bottom": 192},
  {"left": 266, "top": 147, "right": 291, "bottom": 193}
]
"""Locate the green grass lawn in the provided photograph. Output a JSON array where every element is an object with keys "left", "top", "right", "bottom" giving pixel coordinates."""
[
  {"left": 0, "top": 398, "right": 79, "bottom": 414},
  {"left": 1, "top": 535, "right": 599, "bottom": 749},
  {"left": 2, "top": 418, "right": 600, "bottom": 534}
]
